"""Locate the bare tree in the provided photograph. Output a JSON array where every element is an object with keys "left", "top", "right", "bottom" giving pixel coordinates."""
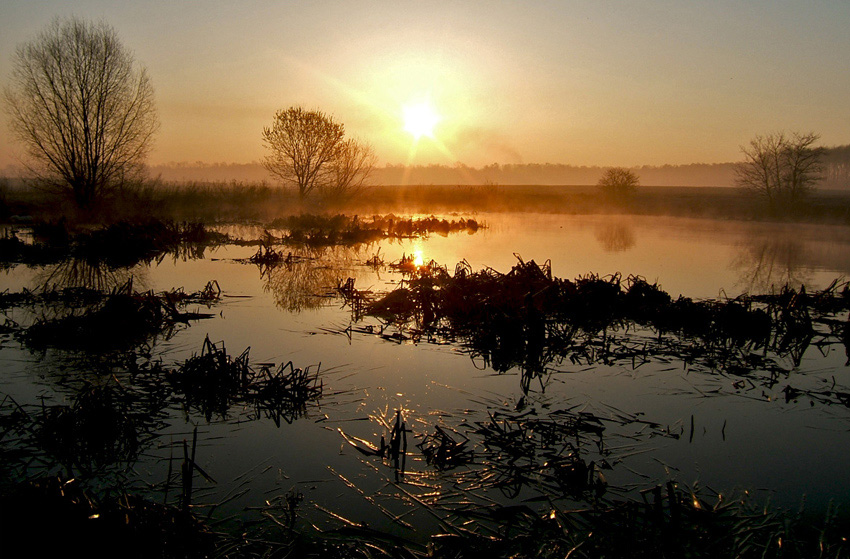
[
  {"left": 3, "top": 17, "right": 158, "bottom": 208},
  {"left": 262, "top": 107, "right": 345, "bottom": 199},
  {"left": 783, "top": 133, "right": 824, "bottom": 202},
  {"left": 597, "top": 167, "right": 639, "bottom": 197},
  {"left": 735, "top": 131, "right": 824, "bottom": 206},
  {"left": 322, "top": 138, "right": 376, "bottom": 199}
]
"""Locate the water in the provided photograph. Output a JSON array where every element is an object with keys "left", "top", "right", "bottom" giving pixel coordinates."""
[{"left": 2, "top": 212, "right": 849, "bottom": 538}]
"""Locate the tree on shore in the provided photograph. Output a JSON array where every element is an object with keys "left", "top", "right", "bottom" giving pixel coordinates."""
[
  {"left": 323, "top": 138, "right": 376, "bottom": 199},
  {"left": 597, "top": 167, "right": 640, "bottom": 197},
  {"left": 262, "top": 107, "right": 375, "bottom": 199},
  {"left": 3, "top": 17, "right": 158, "bottom": 209},
  {"left": 735, "top": 131, "right": 824, "bottom": 207}
]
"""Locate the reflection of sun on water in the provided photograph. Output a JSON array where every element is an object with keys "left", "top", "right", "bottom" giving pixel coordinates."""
[{"left": 413, "top": 249, "right": 425, "bottom": 267}]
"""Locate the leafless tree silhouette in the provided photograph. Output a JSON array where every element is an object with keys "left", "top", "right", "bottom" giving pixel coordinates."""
[
  {"left": 323, "top": 138, "right": 376, "bottom": 200},
  {"left": 262, "top": 106, "right": 374, "bottom": 199},
  {"left": 4, "top": 17, "right": 158, "bottom": 208},
  {"left": 597, "top": 167, "right": 639, "bottom": 197},
  {"left": 262, "top": 107, "right": 344, "bottom": 199},
  {"left": 735, "top": 131, "right": 824, "bottom": 207}
]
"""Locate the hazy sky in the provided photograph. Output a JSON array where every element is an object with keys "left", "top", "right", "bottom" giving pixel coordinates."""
[{"left": 1, "top": 1, "right": 849, "bottom": 169}]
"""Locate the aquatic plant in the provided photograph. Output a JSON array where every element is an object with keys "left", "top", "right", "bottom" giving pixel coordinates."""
[
  {"left": 417, "top": 425, "right": 472, "bottom": 471},
  {"left": 18, "top": 279, "right": 220, "bottom": 352},
  {"left": 358, "top": 256, "right": 850, "bottom": 397},
  {"left": 425, "top": 483, "right": 849, "bottom": 559},
  {"left": 168, "top": 336, "right": 324, "bottom": 424},
  {"left": 268, "top": 213, "right": 483, "bottom": 248},
  {"left": 168, "top": 337, "right": 252, "bottom": 422},
  {"left": 250, "top": 361, "right": 323, "bottom": 426},
  {"left": 0, "top": 219, "right": 229, "bottom": 267}
]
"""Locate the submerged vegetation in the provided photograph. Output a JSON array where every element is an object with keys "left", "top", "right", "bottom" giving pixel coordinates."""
[
  {"left": 168, "top": 336, "right": 323, "bottom": 423},
  {"left": 0, "top": 214, "right": 480, "bottom": 268}
]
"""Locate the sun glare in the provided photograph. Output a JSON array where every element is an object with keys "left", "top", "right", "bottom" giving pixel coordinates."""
[
  {"left": 403, "top": 101, "right": 440, "bottom": 139},
  {"left": 413, "top": 249, "right": 425, "bottom": 267}
]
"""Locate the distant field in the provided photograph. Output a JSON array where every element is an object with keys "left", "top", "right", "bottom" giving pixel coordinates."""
[
  {"left": 330, "top": 184, "right": 850, "bottom": 224},
  {"left": 2, "top": 179, "right": 850, "bottom": 224}
]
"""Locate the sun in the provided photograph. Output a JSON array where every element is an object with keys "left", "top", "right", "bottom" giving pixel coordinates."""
[{"left": 402, "top": 101, "right": 440, "bottom": 139}]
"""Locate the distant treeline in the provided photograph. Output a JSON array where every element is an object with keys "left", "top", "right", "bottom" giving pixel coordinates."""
[
  {"left": 824, "top": 145, "right": 850, "bottom": 189},
  {"left": 375, "top": 162, "right": 740, "bottom": 187},
  {"left": 144, "top": 160, "right": 741, "bottom": 187},
  {"left": 5, "top": 146, "right": 849, "bottom": 189}
]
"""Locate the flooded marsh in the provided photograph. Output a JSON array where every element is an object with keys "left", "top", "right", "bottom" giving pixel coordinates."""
[{"left": 1, "top": 212, "right": 850, "bottom": 556}]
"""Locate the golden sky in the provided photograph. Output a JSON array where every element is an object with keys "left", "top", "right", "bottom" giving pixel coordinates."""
[{"left": 2, "top": 1, "right": 849, "bottom": 169}]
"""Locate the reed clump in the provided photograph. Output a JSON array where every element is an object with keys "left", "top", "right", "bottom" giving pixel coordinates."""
[
  {"left": 359, "top": 256, "right": 850, "bottom": 391},
  {"left": 19, "top": 279, "right": 220, "bottom": 351},
  {"left": 168, "top": 337, "right": 252, "bottom": 421},
  {"left": 168, "top": 336, "right": 323, "bottom": 423},
  {"left": 252, "top": 361, "right": 323, "bottom": 426},
  {"left": 0, "top": 219, "right": 229, "bottom": 268},
  {"left": 268, "top": 213, "right": 483, "bottom": 247}
]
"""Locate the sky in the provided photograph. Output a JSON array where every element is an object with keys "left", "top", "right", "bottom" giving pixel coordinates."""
[{"left": 1, "top": 1, "right": 849, "bottom": 170}]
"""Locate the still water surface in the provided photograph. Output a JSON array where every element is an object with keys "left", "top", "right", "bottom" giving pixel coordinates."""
[{"left": 2, "top": 213, "right": 849, "bottom": 535}]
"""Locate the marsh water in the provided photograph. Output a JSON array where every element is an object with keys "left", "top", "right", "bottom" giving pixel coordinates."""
[{"left": 2, "top": 212, "right": 850, "bottom": 539}]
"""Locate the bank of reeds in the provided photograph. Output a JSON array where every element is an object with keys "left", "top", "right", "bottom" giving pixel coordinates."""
[
  {"left": 269, "top": 214, "right": 482, "bottom": 247},
  {"left": 355, "top": 256, "right": 850, "bottom": 397},
  {"left": 1, "top": 219, "right": 229, "bottom": 268},
  {"left": 18, "top": 279, "right": 221, "bottom": 351}
]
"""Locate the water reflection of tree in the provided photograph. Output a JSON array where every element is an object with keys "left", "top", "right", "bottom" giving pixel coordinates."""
[
  {"left": 259, "top": 245, "right": 368, "bottom": 312},
  {"left": 732, "top": 235, "right": 811, "bottom": 293},
  {"left": 594, "top": 220, "right": 635, "bottom": 252},
  {"left": 33, "top": 258, "right": 146, "bottom": 292}
]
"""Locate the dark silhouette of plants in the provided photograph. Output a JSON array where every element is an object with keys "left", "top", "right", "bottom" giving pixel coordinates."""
[
  {"left": 4, "top": 17, "right": 158, "bottom": 209},
  {"left": 597, "top": 167, "right": 639, "bottom": 198},
  {"left": 262, "top": 106, "right": 374, "bottom": 199},
  {"left": 736, "top": 131, "right": 824, "bottom": 209}
]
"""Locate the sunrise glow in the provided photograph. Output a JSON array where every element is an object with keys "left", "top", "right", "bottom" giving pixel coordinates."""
[{"left": 402, "top": 101, "right": 440, "bottom": 140}]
